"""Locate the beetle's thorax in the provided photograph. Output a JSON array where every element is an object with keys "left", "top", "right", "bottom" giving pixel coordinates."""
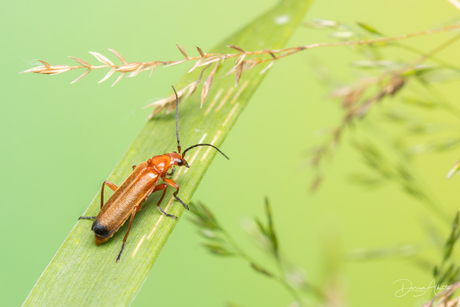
[
  {"left": 147, "top": 152, "right": 186, "bottom": 175},
  {"left": 147, "top": 154, "right": 174, "bottom": 174}
]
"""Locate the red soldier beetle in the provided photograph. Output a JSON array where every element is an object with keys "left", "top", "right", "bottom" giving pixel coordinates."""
[{"left": 79, "top": 86, "right": 229, "bottom": 262}]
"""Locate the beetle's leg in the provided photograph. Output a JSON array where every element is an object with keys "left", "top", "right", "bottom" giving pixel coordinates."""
[
  {"left": 167, "top": 166, "right": 176, "bottom": 177},
  {"left": 101, "top": 180, "right": 118, "bottom": 209},
  {"left": 78, "top": 216, "right": 97, "bottom": 220},
  {"left": 162, "top": 178, "right": 189, "bottom": 210},
  {"left": 116, "top": 205, "right": 139, "bottom": 262},
  {"left": 152, "top": 184, "right": 178, "bottom": 219},
  {"left": 79, "top": 180, "right": 118, "bottom": 220}
]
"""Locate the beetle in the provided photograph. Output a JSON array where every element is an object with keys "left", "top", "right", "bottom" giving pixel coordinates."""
[{"left": 79, "top": 86, "right": 228, "bottom": 261}]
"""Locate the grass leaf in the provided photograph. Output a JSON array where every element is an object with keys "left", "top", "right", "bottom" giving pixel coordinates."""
[
  {"left": 250, "top": 263, "right": 273, "bottom": 277},
  {"left": 356, "top": 22, "right": 383, "bottom": 36},
  {"left": 265, "top": 197, "right": 278, "bottom": 256},
  {"left": 23, "top": 1, "right": 314, "bottom": 306}
]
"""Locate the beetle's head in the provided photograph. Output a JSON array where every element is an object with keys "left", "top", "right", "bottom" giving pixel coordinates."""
[{"left": 170, "top": 152, "right": 189, "bottom": 168}]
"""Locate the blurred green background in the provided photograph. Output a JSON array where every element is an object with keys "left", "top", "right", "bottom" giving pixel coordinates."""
[{"left": 2, "top": 0, "right": 460, "bottom": 306}]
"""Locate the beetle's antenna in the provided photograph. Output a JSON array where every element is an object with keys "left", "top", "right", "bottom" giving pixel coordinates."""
[
  {"left": 172, "top": 86, "right": 181, "bottom": 154},
  {"left": 182, "top": 144, "right": 229, "bottom": 160}
]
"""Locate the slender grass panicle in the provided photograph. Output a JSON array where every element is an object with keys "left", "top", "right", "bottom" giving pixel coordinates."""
[
  {"left": 307, "top": 19, "right": 460, "bottom": 194},
  {"left": 21, "top": 23, "right": 460, "bottom": 119},
  {"left": 299, "top": 17, "right": 460, "bottom": 307},
  {"left": 190, "top": 200, "right": 327, "bottom": 307},
  {"left": 420, "top": 279, "right": 460, "bottom": 307}
]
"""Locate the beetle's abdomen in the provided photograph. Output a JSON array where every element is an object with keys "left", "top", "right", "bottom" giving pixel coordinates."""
[{"left": 91, "top": 220, "right": 110, "bottom": 237}]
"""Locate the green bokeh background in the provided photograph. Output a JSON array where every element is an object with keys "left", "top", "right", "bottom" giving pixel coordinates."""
[{"left": 2, "top": 0, "right": 460, "bottom": 306}]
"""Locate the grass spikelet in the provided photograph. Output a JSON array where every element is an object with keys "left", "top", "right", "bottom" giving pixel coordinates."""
[
  {"left": 201, "top": 62, "right": 218, "bottom": 107},
  {"left": 447, "top": 161, "right": 460, "bottom": 179}
]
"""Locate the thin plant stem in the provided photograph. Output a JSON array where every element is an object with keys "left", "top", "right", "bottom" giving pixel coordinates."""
[
  {"left": 394, "top": 42, "right": 460, "bottom": 72},
  {"left": 412, "top": 31, "right": 460, "bottom": 66},
  {"left": 220, "top": 228, "right": 307, "bottom": 307},
  {"left": 410, "top": 77, "right": 460, "bottom": 120}
]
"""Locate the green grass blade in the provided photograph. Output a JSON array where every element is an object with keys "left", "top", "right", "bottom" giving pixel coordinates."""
[{"left": 23, "top": 1, "right": 313, "bottom": 305}]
